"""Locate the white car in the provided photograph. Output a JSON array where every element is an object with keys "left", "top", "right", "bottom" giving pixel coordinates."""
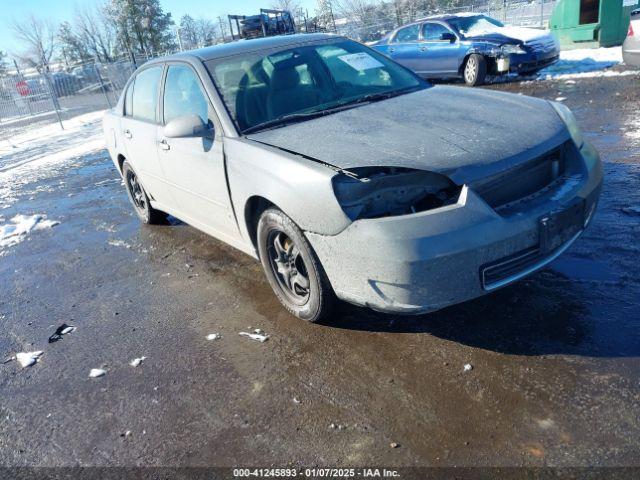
[{"left": 103, "top": 34, "right": 602, "bottom": 322}]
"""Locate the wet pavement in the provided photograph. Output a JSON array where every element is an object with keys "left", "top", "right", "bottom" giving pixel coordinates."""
[{"left": 0, "top": 72, "right": 639, "bottom": 469}]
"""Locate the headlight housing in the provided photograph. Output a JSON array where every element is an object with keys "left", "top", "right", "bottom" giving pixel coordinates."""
[
  {"left": 501, "top": 44, "right": 527, "bottom": 55},
  {"left": 332, "top": 167, "right": 462, "bottom": 220},
  {"left": 550, "top": 101, "right": 584, "bottom": 148}
]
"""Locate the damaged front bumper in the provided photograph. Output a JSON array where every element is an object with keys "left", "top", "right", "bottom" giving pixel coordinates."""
[
  {"left": 306, "top": 141, "right": 602, "bottom": 315},
  {"left": 508, "top": 51, "right": 559, "bottom": 74}
]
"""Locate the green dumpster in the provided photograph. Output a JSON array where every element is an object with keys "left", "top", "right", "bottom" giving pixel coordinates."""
[{"left": 550, "top": 0, "right": 640, "bottom": 47}]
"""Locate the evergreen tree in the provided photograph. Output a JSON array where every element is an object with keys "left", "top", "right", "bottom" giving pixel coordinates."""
[
  {"left": 58, "top": 21, "right": 91, "bottom": 65},
  {"left": 104, "top": 0, "right": 176, "bottom": 57}
]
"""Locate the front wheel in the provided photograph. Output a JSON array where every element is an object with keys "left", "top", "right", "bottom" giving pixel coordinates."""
[
  {"left": 257, "top": 208, "right": 335, "bottom": 322},
  {"left": 463, "top": 54, "right": 487, "bottom": 86}
]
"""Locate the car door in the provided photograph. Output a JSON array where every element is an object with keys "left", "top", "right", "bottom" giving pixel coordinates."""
[
  {"left": 120, "top": 65, "right": 169, "bottom": 204},
  {"left": 387, "top": 24, "right": 422, "bottom": 72},
  {"left": 418, "top": 22, "right": 464, "bottom": 76},
  {"left": 156, "top": 63, "right": 239, "bottom": 241}
]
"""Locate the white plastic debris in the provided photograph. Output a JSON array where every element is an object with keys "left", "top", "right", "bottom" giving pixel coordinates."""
[
  {"left": 129, "top": 356, "right": 146, "bottom": 367},
  {"left": 293, "top": 397, "right": 301, "bottom": 404},
  {"left": 239, "top": 331, "right": 269, "bottom": 342},
  {"left": 206, "top": 333, "right": 221, "bottom": 341},
  {"left": 89, "top": 368, "right": 106, "bottom": 378},
  {"left": 555, "top": 96, "right": 567, "bottom": 102},
  {"left": 16, "top": 351, "right": 43, "bottom": 368},
  {"left": 463, "top": 363, "right": 473, "bottom": 372},
  {"left": 60, "top": 325, "right": 76, "bottom": 335}
]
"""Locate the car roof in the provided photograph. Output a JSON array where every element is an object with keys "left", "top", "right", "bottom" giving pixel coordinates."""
[
  {"left": 399, "top": 12, "right": 484, "bottom": 27},
  {"left": 147, "top": 33, "right": 341, "bottom": 64}
]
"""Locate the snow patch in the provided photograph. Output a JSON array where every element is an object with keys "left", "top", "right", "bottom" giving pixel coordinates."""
[
  {"left": 16, "top": 351, "right": 44, "bottom": 368},
  {"left": 89, "top": 368, "right": 106, "bottom": 378},
  {"left": 0, "top": 214, "right": 59, "bottom": 249},
  {"left": 129, "top": 357, "right": 146, "bottom": 367},
  {"left": 108, "top": 239, "right": 131, "bottom": 249},
  {"left": 0, "top": 111, "right": 106, "bottom": 208},
  {"left": 539, "top": 47, "right": 628, "bottom": 79}
]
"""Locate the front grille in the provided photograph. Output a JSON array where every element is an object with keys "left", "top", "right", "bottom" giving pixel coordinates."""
[{"left": 472, "top": 145, "right": 566, "bottom": 210}]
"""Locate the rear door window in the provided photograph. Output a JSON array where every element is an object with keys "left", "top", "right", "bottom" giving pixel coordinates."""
[
  {"left": 131, "top": 66, "right": 163, "bottom": 122},
  {"left": 393, "top": 24, "right": 420, "bottom": 43}
]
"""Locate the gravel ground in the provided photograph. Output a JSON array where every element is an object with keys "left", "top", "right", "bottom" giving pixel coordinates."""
[{"left": 0, "top": 71, "right": 639, "bottom": 472}]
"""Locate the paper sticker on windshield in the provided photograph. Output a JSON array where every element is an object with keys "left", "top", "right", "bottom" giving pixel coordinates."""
[{"left": 338, "top": 53, "right": 384, "bottom": 71}]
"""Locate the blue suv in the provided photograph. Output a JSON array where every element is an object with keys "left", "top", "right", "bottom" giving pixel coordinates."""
[{"left": 371, "top": 13, "right": 560, "bottom": 86}]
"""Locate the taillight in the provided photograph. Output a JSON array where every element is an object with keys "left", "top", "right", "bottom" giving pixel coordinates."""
[{"left": 629, "top": 22, "right": 635, "bottom": 37}]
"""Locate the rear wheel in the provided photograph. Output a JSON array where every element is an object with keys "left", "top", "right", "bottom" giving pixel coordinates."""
[
  {"left": 122, "top": 161, "right": 166, "bottom": 225},
  {"left": 463, "top": 54, "right": 487, "bottom": 86},
  {"left": 257, "top": 208, "right": 335, "bottom": 322}
]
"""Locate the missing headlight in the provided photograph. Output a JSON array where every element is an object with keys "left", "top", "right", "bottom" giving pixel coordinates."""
[{"left": 332, "top": 167, "right": 462, "bottom": 220}]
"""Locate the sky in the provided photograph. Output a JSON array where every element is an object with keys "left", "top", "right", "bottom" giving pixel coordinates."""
[{"left": 2, "top": 0, "right": 320, "bottom": 55}]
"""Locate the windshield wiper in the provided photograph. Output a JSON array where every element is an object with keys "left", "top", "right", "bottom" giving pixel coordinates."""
[
  {"left": 242, "top": 102, "right": 368, "bottom": 135},
  {"left": 340, "top": 86, "right": 420, "bottom": 107},
  {"left": 242, "top": 86, "right": 423, "bottom": 135}
]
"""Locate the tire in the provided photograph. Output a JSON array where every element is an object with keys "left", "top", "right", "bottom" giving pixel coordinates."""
[
  {"left": 463, "top": 54, "right": 487, "bottom": 86},
  {"left": 122, "top": 161, "right": 167, "bottom": 225},
  {"left": 257, "top": 208, "right": 335, "bottom": 322}
]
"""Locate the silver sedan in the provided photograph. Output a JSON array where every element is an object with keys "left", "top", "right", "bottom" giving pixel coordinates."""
[{"left": 103, "top": 34, "right": 602, "bottom": 322}]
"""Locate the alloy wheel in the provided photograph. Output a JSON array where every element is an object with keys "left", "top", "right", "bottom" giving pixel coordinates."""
[
  {"left": 267, "top": 230, "right": 311, "bottom": 306},
  {"left": 126, "top": 170, "right": 146, "bottom": 213},
  {"left": 465, "top": 57, "right": 477, "bottom": 84}
]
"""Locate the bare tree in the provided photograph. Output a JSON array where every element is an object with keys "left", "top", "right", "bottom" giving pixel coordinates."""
[
  {"left": 75, "top": 4, "right": 115, "bottom": 62},
  {"left": 333, "top": 0, "right": 376, "bottom": 25},
  {"left": 10, "top": 15, "right": 57, "bottom": 71},
  {"left": 271, "top": 0, "right": 302, "bottom": 12},
  {"left": 194, "top": 18, "right": 219, "bottom": 47}
]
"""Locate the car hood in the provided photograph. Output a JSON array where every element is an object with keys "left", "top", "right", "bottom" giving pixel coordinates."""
[
  {"left": 246, "top": 86, "right": 569, "bottom": 185},
  {"left": 464, "top": 26, "right": 552, "bottom": 44}
]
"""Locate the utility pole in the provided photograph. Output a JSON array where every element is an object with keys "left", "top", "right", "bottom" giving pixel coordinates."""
[
  {"left": 326, "top": 0, "right": 337, "bottom": 33},
  {"left": 176, "top": 27, "right": 184, "bottom": 51},
  {"left": 218, "top": 16, "right": 228, "bottom": 43}
]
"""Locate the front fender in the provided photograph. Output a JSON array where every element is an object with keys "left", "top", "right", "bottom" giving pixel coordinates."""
[{"left": 224, "top": 137, "right": 352, "bottom": 244}]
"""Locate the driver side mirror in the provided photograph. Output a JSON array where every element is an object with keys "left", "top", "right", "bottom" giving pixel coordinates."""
[
  {"left": 440, "top": 32, "right": 456, "bottom": 43},
  {"left": 164, "top": 114, "right": 213, "bottom": 139}
]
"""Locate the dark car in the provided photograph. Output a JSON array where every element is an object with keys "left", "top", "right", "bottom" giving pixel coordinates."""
[
  {"left": 371, "top": 13, "right": 560, "bottom": 86},
  {"left": 241, "top": 11, "right": 295, "bottom": 38}
]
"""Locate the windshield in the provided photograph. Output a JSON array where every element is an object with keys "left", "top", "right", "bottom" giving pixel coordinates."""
[
  {"left": 447, "top": 15, "right": 504, "bottom": 37},
  {"left": 206, "top": 39, "right": 427, "bottom": 134}
]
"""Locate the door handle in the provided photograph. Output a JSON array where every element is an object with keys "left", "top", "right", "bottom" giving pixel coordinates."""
[
  {"left": 389, "top": 47, "right": 395, "bottom": 53},
  {"left": 420, "top": 46, "right": 428, "bottom": 51},
  {"left": 159, "top": 139, "right": 170, "bottom": 151},
  {"left": 123, "top": 129, "right": 132, "bottom": 139}
]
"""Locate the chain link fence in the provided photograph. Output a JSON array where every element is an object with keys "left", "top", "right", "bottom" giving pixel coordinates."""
[
  {"left": 335, "top": 0, "right": 557, "bottom": 42},
  {"left": 0, "top": 56, "right": 143, "bottom": 141},
  {"left": 0, "top": 0, "right": 557, "bottom": 140}
]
